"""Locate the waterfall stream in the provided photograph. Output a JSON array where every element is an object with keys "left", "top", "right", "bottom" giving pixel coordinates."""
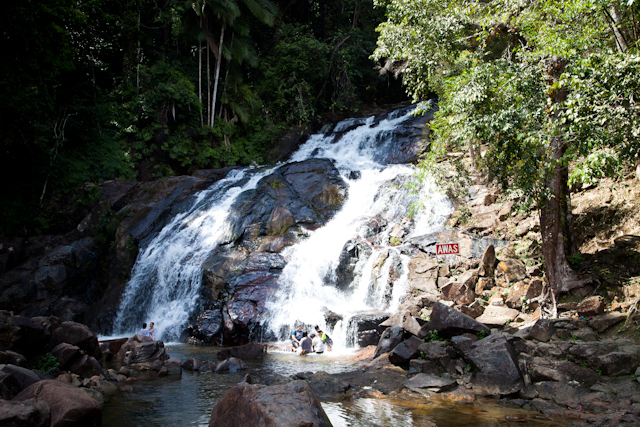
[{"left": 113, "top": 104, "right": 453, "bottom": 345}]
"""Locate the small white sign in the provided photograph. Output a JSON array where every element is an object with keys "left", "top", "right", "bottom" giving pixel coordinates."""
[{"left": 436, "top": 243, "right": 459, "bottom": 255}]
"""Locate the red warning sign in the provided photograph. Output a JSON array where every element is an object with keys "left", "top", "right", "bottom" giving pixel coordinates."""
[{"left": 436, "top": 243, "right": 459, "bottom": 255}]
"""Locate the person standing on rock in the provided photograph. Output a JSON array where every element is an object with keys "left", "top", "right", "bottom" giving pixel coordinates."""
[
  {"left": 291, "top": 325, "right": 304, "bottom": 350},
  {"left": 148, "top": 322, "right": 157, "bottom": 340},
  {"left": 299, "top": 332, "right": 313, "bottom": 355},
  {"left": 139, "top": 323, "right": 150, "bottom": 337},
  {"left": 311, "top": 333, "right": 324, "bottom": 354}
]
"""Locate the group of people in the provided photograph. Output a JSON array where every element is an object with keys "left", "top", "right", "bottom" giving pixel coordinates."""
[
  {"left": 290, "top": 325, "right": 333, "bottom": 355},
  {"left": 138, "top": 322, "right": 157, "bottom": 340}
]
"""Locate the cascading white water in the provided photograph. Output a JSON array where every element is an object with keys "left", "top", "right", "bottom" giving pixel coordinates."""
[
  {"left": 261, "top": 110, "right": 453, "bottom": 347},
  {"left": 113, "top": 104, "right": 453, "bottom": 345},
  {"left": 113, "top": 168, "right": 274, "bottom": 340}
]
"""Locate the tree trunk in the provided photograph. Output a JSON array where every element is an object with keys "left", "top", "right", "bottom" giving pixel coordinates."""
[
  {"left": 540, "top": 57, "right": 591, "bottom": 303},
  {"left": 207, "top": 25, "right": 211, "bottom": 126},
  {"left": 211, "top": 24, "right": 225, "bottom": 127},
  {"left": 199, "top": 15, "right": 203, "bottom": 126}
]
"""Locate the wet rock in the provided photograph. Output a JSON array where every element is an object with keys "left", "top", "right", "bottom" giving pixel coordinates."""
[
  {"left": 418, "top": 302, "right": 490, "bottom": 339},
  {"left": 215, "top": 357, "right": 247, "bottom": 373},
  {"left": 181, "top": 358, "right": 202, "bottom": 371},
  {"left": 474, "top": 305, "right": 519, "bottom": 327},
  {"left": 389, "top": 336, "right": 424, "bottom": 366},
  {"left": 51, "top": 321, "right": 101, "bottom": 360},
  {"left": 209, "top": 381, "right": 331, "bottom": 427},
  {"left": 217, "top": 342, "right": 266, "bottom": 360},
  {"left": 374, "top": 326, "right": 405, "bottom": 360},
  {"left": 193, "top": 309, "right": 224, "bottom": 345},
  {"left": 529, "top": 319, "right": 556, "bottom": 342},
  {"left": 335, "top": 240, "right": 372, "bottom": 290},
  {"left": 115, "top": 335, "right": 168, "bottom": 366},
  {"left": 303, "top": 371, "right": 350, "bottom": 398},
  {"left": 99, "top": 337, "right": 128, "bottom": 361},
  {"left": 13, "top": 379, "right": 101, "bottom": 427},
  {"left": 0, "top": 398, "right": 50, "bottom": 427},
  {"left": 347, "top": 312, "right": 388, "bottom": 348},
  {"left": 465, "top": 334, "right": 523, "bottom": 396},
  {"left": 577, "top": 296, "right": 606, "bottom": 317},
  {"left": 404, "top": 373, "right": 458, "bottom": 394}
]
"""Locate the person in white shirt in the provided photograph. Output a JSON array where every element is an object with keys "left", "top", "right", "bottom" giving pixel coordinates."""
[
  {"left": 138, "top": 323, "right": 150, "bottom": 337},
  {"left": 311, "top": 333, "right": 324, "bottom": 354},
  {"left": 148, "top": 322, "right": 157, "bottom": 340}
]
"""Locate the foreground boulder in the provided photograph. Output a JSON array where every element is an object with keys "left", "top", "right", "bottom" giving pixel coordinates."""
[
  {"left": 115, "top": 334, "right": 168, "bottom": 366},
  {"left": 208, "top": 380, "right": 331, "bottom": 427},
  {"left": 51, "top": 321, "right": 102, "bottom": 360},
  {"left": 0, "top": 398, "right": 50, "bottom": 427},
  {"left": 464, "top": 334, "right": 523, "bottom": 396},
  {"left": 12, "top": 379, "right": 101, "bottom": 427}
]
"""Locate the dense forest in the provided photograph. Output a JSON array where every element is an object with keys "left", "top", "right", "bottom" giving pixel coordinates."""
[
  {"left": 0, "top": 0, "right": 407, "bottom": 236},
  {"left": 371, "top": 0, "right": 640, "bottom": 298}
]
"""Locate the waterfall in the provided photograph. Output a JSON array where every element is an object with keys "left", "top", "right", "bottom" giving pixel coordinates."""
[{"left": 113, "top": 104, "right": 453, "bottom": 345}]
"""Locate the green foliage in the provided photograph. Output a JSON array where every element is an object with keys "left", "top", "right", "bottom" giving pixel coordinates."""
[
  {"left": 476, "top": 330, "right": 486, "bottom": 340},
  {"left": 36, "top": 353, "right": 60, "bottom": 374}
]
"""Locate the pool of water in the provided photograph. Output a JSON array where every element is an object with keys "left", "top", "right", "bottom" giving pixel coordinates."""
[{"left": 102, "top": 345, "right": 569, "bottom": 427}]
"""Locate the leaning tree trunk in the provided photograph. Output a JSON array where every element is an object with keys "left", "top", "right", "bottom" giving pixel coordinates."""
[
  {"left": 211, "top": 24, "right": 224, "bottom": 127},
  {"left": 539, "top": 57, "right": 591, "bottom": 307}
]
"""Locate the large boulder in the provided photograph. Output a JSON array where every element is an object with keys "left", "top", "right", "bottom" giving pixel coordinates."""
[
  {"left": 0, "top": 315, "right": 48, "bottom": 359},
  {"left": 208, "top": 380, "right": 331, "bottom": 427},
  {"left": 417, "top": 302, "right": 490, "bottom": 339},
  {"left": 374, "top": 326, "right": 404, "bottom": 360},
  {"left": 13, "top": 379, "right": 101, "bottom": 427},
  {"left": 0, "top": 398, "right": 50, "bottom": 427},
  {"left": 0, "top": 365, "right": 42, "bottom": 393},
  {"left": 217, "top": 342, "right": 266, "bottom": 360},
  {"left": 464, "top": 334, "right": 523, "bottom": 396},
  {"left": 347, "top": 312, "right": 389, "bottom": 348},
  {"left": 215, "top": 357, "right": 247, "bottom": 373},
  {"left": 115, "top": 334, "right": 168, "bottom": 366},
  {"left": 51, "top": 321, "right": 101, "bottom": 360},
  {"left": 379, "top": 311, "right": 421, "bottom": 336},
  {"left": 403, "top": 373, "right": 458, "bottom": 394},
  {"left": 389, "top": 336, "right": 424, "bottom": 366}
]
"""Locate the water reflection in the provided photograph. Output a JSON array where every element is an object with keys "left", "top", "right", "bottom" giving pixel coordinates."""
[{"left": 102, "top": 345, "right": 567, "bottom": 427}]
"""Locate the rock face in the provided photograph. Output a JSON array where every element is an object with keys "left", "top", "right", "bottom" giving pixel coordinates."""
[
  {"left": 13, "top": 379, "right": 102, "bottom": 427},
  {"left": 208, "top": 380, "right": 332, "bottom": 427}
]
